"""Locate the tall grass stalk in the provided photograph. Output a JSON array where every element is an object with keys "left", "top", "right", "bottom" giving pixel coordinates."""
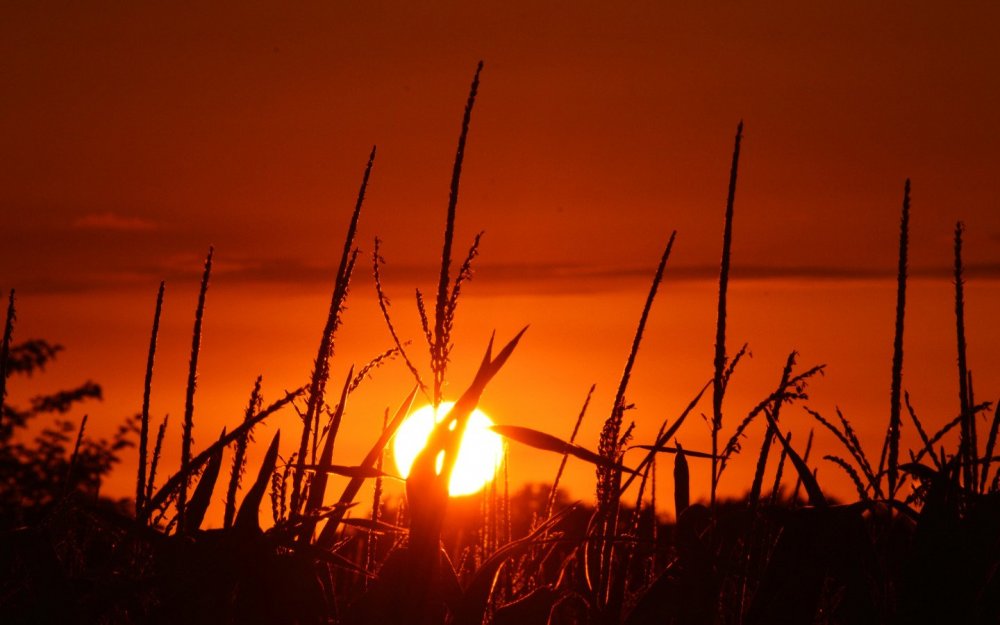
[
  {"left": 712, "top": 121, "right": 744, "bottom": 511},
  {"left": 0, "top": 290, "right": 15, "bottom": 432},
  {"left": 316, "top": 386, "right": 418, "bottom": 548},
  {"left": 224, "top": 376, "right": 262, "bottom": 529},
  {"left": 886, "top": 180, "right": 910, "bottom": 499},
  {"left": 300, "top": 368, "right": 353, "bottom": 541},
  {"left": 545, "top": 383, "right": 595, "bottom": 521},
  {"left": 904, "top": 391, "right": 940, "bottom": 470},
  {"left": 365, "top": 408, "right": 389, "bottom": 579},
  {"left": 136, "top": 281, "right": 164, "bottom": 522},
  {"left": 178, "top": 247, "right": 213, "bottom": 534},
  {"left": 146, "top": 414, "right": 168, "bottom": 511},
  {"left": 291, "top": 147, "right": 375, "bottom": 516},
  {"left": 64, "top": 414, "right": 88, "bottom": 492},
  {"left": 148, "top": 387, "right": 304, "bottom": 512},
  {"left": 373, "top": 238, "right": 428, "bottom": 395},
  {"left": 953, "top": 221, "right": 975, "bottom": 489},
  {"left": 748, "top": 353, "right": 796, "bottom": 508},
  {"left": 594, "top": 231, "right": 676, "bottom": 611},
  {"left": 790, "top": 428, "right": 814, "bottom": 505},
  {"left": 431, "top": 61, "right": 484, "bottom": 407}
]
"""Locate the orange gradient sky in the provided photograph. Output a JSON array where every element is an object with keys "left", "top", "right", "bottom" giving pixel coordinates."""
[{"left": 2, "top": 3, "right": 999, "bottom": 521}]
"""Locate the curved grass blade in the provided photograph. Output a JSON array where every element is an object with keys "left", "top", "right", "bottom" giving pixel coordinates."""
[
  {"left": 492, "top": 424, "right": 639, "bottom": 475},
  {"left": 763, "top": 409, "right": 827, "bottom": 507},
  {"left": 316, "top": 385, "right": 419, "bottom": 548},
  {"left": 185, "top": 428, "right": 226, "bottom": 531},
  {"left": 632, "top": 444, "right": 719, "bottom": 460},
  {"left": 234, "top": 430, "right": 281, "bottom": 531},
  {"left": 147, "top": 386, "right": 303, "bottom": 512}
]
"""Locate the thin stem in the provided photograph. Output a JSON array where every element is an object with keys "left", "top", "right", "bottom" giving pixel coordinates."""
[
  {"left": 137, "top": 281, "right": 164, "bottom": 522},
  {"left": 179, "top": 248, "right": 213, "bottom": 533},
  {"left": 712, "top": 120, "right": 744, "bottom": 511}
]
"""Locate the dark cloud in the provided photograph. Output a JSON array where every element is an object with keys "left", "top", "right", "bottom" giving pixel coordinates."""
[{"left": 73, "top": 212, "right": 159, "bottom": 232}]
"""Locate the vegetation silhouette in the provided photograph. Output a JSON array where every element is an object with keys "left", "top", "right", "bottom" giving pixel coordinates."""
[{"left": 1, "top": 64, "right": 999, "bottom": 625}]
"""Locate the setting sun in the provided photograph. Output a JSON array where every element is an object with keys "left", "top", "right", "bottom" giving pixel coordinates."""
[{"left": 393, "top": 402, "right": 504, "bottom": 497}]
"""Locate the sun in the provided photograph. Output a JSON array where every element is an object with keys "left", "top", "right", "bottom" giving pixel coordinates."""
[{"left": 393, "top": 402, "right": 504, "bottom": 497}]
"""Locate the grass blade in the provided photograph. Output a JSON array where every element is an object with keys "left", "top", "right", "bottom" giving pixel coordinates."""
[
  {"left": 316, "top": 385, "right": 419, "bottom": 548},
  {"left": 981, "top": 401, "right": 1000, "bottom": 492},
  {"left": 185, "top": 428, "right": 226, "bottom": 532},
  {"left": 234, "top": 429, "right": 281, "bottom": 531},
  {"left": 147, "top": 386, "right": 304, "bottom": 512},
  {"left": 492, "top": 424, "right": 639, "bottom": 475},
  {"left": 763, "top": 408, "right": 826, "bottom": 507}
]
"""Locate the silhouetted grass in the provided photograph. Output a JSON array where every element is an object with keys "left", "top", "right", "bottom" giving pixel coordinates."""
[{"left": 3, "top": 67, "right": 1000, "bottom": 625}]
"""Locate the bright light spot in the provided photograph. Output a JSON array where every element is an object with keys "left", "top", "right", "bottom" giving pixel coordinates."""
[{"left": 393, "top": 402, "right": 504, "bottom": 497}]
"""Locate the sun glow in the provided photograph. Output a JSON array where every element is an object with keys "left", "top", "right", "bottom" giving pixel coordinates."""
[{"left": 393, "top": 402, "right": 504, "bottom": 497}]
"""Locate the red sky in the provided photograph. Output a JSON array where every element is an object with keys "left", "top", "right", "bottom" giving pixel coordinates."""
[{"left": 2, "top": 2, "right": 999, "bottom": 519}]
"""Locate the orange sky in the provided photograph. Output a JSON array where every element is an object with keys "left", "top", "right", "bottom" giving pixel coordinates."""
[{"left": 2, "top": 2, "right": 1000, "bottom": 521}]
